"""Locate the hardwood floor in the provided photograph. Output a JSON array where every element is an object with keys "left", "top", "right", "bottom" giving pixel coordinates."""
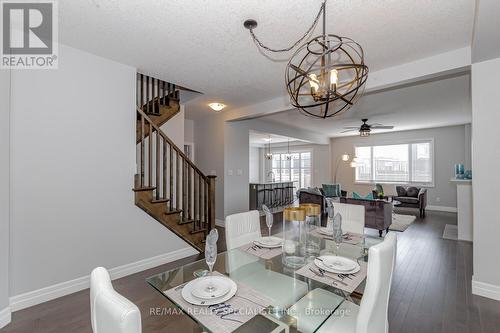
[{"left": 2, "top": 210, "right": 500, "bottom": 333}]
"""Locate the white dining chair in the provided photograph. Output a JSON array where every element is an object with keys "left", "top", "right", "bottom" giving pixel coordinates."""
[
  {"left": 224, "top": 210, "right": 262, "bottom": 250},
  {"left": 317, "top": 232, "right": 397, "bottom": 333},
  {"left": 90, "top": 267, "right": 142, "bottom": 333},
  {"left": 332, "top": 202, "right": 365, "bottom": 235}
]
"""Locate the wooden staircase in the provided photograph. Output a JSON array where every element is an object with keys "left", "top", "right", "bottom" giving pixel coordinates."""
[{"left": 134, "top": 74, "right": 216, "bottom": 252}]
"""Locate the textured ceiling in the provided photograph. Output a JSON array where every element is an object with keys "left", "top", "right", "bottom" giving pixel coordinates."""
[
  {"left": 59, "top": 0, "right": 474, "bottom": 118},
  {"left": 257, "top": 73, "right": 472, "bottom": 137},
  {"left": 249, "top": 130, "right": 309, "bottom": 147}
]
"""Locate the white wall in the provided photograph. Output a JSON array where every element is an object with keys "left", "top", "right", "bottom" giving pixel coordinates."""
[
  {"left": 10, "top": 44, "right": 195, "bottom": 299},
  {"left": 185, "top": 118, "right": 194, "bottom": 143},
  {"left": 331, "top": 125, "right": 471, "bottom": 209},
  {"left": 160, "top": 104, "right": 185, "bottom": 149},
  {"left": 471, "top": 57, "right": 500, "bottom": 300},
  {"left": 0, "top": 68, "right": 11, "bottom": 326},
  {"left": 249, "top": 146, "right": 260, "bottom": 183},
  {"left": 193, "top": 114, "right": 225, "bottom": 220}
]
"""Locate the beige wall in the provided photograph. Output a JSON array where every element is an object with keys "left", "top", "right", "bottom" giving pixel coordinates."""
[{"left": 330, "top": 125, "right": 471, "bottom": 209}]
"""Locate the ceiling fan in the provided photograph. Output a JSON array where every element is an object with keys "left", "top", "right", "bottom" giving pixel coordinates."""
[{"left": 342, "top": 119, "right": 394, "bottom": 137}]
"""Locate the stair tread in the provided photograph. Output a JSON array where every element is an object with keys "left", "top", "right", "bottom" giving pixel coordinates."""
[
  {"left": 151, "top": 198, "right": 170, "bottom": 203},
  {"left": 132, "top": 186, "right": 156, "bottom": 192},
  {"left": 165, "top": 209, "right": 182, "bottom": 215},
  {"left": 178, "top": 218, "right": 195, "bottom": 225}
]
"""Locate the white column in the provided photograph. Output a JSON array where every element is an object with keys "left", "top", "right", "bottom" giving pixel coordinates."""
[{"left": 471, "top": 57, "right": 500, "bottom": 301}]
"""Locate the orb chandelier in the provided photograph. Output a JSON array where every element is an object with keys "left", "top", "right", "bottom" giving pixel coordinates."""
[{"left": 244, "top": 0, "right": 368, "bottom": 118}]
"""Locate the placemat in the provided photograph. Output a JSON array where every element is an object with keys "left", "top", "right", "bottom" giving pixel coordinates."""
[
  {"left": 312, "top": 230, "right": 364, "bottom": 245},
  {"left": 164, "top": 272, "right": 274, "bottom": 333},
  {"left": 295, "top": 259, "right": 367, "bottom": 294},
  {"left": 238, "top": 243, "right": 282, "bottom": 260}
]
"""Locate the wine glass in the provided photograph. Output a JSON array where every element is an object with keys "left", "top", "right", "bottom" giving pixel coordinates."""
[
  {"left": 204, "top": 229, "right": 218, "bottom": 292},
  {"left": 332, "top": 213, "right": 343, "bottom": 255},
  {"left": 326, "top": 198, "right": 334, "bottom": 230},
  {"left": 262, "top": 204, "right": 273, "bottom": 237}
]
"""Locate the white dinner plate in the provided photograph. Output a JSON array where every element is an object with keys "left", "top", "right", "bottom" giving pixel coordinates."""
[
  {"left": 254, "top": 236, "right": 282, "bottom": 248},
  {"left": 314, "top": 256, "right": 360, "bottom": 274},
  {"left": 181, "top": 276, "right": 237, "bottom": 306},
  {"left": 190, "top": 276, "right": 231, "bottom": 299}
]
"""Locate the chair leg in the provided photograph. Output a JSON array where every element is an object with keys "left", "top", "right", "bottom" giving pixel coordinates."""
[{"left": 379, "top": 229, "right": 383, "bottom": 237}]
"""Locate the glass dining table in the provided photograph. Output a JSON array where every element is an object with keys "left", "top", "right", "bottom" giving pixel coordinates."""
[{"left": 147, "top": 235, "right": 382, "bottom": 333}]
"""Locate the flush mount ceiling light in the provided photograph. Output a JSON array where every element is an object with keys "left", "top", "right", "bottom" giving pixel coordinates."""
[
  {"left": 244, "top": 0, "right": 368, "bottom": 119},
  {"left": 208, "top": 103, "right": 227, "bottom": 112}
]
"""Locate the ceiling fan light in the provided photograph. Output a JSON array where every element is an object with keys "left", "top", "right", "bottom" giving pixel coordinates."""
[{"left": 360, "top": 129, "right": 370, "bottom": 137}]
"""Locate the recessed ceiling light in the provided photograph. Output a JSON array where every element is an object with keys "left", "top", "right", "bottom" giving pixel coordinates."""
[
  {"left": 263, "top": 138, "right": 271, "bottom": 142},
  {"left": 208, "top": 103, "right": 226, "bottom": 112}
]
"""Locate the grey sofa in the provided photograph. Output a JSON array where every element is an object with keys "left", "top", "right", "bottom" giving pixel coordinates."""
[
  {"left": 394, "top": 186, "right": 427, "bottom": 218},
  {"left": 297, "top": 187, "right": 347, "bottom": 217}
]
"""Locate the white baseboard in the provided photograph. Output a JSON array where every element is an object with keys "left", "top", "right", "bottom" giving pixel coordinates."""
[
  {"left": 426, "top": 205, "right": 457, "bottom": 213},
  {"left": 0, "top": 307, "right": 11, "bottom": 329},
  {"left": 215, "top": 219, "right": 225, "bottom": 228},
  {"left": 9, "top": 247, "right": 197, "bottom": 312},
  {"left": 472, "top": 278, "right": 500, "bottom": 301}
]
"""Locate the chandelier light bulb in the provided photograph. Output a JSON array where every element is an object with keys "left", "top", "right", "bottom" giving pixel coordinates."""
[
  {"left": 308, "top": 74, "right": 320, "bottom": 94},
  {"left": 330, "top": 69, "right": 338, "bottom": 90}
]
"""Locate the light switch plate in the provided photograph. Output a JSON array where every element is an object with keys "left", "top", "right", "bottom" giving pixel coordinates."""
[
  {"left": 237, "top": 169, "right": 243, "bottom": 176},
  {"left": 227, "top": 169, "right": 233, "bottom": 176}
]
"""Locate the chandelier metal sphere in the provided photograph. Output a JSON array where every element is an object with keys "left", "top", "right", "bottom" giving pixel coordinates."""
[
  {"left": 244, "top": 0, "right": 369, "bottom": 119},
  {"left": 286, "top": 34, "right": 368, "bottom": 118}
]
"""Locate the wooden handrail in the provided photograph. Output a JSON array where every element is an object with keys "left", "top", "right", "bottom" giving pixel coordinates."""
[
  {"left": 135, "top": 73, "right": 216, "bottom": 237},
  {"left": 136, "top": 106, "right": 208, "bottom": 182}
]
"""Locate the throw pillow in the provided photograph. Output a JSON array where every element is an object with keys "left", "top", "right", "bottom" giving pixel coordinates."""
[
  {"left": 396, "top": 186, "right": 407, "bottom": 197},
  {"left": 322, "top": 184, "right": 341, "bottom": 198},
  {"left": 353, "top": 192, "right": 374, "bottom": 200},
  {"left": 406, "top": 187, "right": 420, "bottom": 198}
]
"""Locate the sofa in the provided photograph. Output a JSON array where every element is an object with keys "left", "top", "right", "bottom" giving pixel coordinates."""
[
  {"left": 297, "top": 187, "right": 347, "bottom": 217},
  {"left": 340, "top": 197, "right": 392, "bottom": 237},
  {"left": 394, "top": 186, "right": 427, "bottom": 218}
]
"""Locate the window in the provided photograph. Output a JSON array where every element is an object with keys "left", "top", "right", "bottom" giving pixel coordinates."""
[
  {"left": 354, "top": 141, "right": 433, "bottom": 185},
  {"left": 271, "top": 151, "right": 311, "bottom": 189}
]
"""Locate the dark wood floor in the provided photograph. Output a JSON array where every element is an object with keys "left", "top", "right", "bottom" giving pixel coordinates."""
[{"left": 2, "top": 210, "right": 500, "bottom": 333}]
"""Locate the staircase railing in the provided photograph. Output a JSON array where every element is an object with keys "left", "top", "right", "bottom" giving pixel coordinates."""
[{"left": 135, "top": 81, "right": 216, "bottom": 235}]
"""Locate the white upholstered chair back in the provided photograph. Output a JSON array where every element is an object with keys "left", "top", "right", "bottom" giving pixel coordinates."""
[
  {"left": 225, "top": 210, "right": 262, "bottom": 251},
  {"left": 90, "top": 267, "right": 142, "bottom": 333},
  {"left": 332, "top": 202, "right": 365, "bottom": 235},
  {"left": 356, "top": 232, "right": 397, "bottom": 333}
]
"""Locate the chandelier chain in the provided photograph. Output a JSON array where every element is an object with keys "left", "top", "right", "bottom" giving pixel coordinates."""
[{"left": 249, "top": 1, "right": 326, "bottom": 53}]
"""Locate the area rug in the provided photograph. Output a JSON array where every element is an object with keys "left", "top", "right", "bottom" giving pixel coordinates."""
[
  {"left": 442, "top": 224, "right": 458, "bottom": 240},
  {"left": 389, "top": 213, "right": 416, "bottom": 232}
]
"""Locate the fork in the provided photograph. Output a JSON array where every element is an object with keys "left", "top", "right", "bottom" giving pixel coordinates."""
[
  {"left": 338, "top": 273, "right": 353, "bottom": 280},
  {"left": 318, "top": 268, "right": 348, "bottom": 286}
]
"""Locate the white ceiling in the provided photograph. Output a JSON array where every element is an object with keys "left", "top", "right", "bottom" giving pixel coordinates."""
[
  {"left": 59, "top": 0, "right": 475, "bottom": 119},
  {"left": 249, "top": 130, "right": 309, "bottom": 148},
  {"left": 256, "top": 73, "right": 472, "bottom": 138}
]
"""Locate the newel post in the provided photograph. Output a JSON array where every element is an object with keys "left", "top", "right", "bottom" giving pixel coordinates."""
[{"left": 207, "top": 175, "right": 217, "bottom": 231}]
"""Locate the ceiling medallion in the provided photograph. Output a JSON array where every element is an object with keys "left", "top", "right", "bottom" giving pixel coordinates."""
[{"left": 244, "top": 0, "right": 368, "bottom": 118}]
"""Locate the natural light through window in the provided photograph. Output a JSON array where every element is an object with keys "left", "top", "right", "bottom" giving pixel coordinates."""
[
  {"left": 354, "top": 141, "right": 433, "bottom": 185},
  {"left": 272, "top": 152, "right": 311, "bottom": 189}
]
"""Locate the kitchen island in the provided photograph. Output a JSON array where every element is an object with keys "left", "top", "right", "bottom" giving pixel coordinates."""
[{"left": 249, "top": 181, "right": 294, "bottom": 210}]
